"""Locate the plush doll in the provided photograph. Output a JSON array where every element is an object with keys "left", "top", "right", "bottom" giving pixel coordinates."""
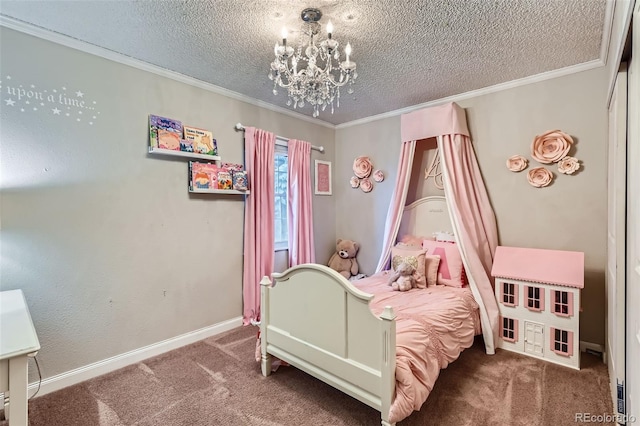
[
  {"left": 327, "top": 239, "right": 360, "bottom": 279},
  {"left": 388, "top": 262, "right": 419, "bottom": 292}
]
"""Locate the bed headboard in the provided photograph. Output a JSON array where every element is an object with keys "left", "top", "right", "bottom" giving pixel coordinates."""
[{"left": 397, "top": 196, "right": 453, "bottom": 240}]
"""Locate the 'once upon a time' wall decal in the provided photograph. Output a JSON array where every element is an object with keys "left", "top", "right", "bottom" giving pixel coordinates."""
[{"left": 1, "top": 75, "right": 101, "bottom": 125}]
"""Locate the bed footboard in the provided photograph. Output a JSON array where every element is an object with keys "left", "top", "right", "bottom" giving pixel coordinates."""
[{"left": 260, "top": 264, "right": 396, "bottom": 426}]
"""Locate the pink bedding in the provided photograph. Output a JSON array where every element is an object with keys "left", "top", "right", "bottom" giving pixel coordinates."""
[{"left": 353, "top": 271, "right": 481, "bottom": 423}]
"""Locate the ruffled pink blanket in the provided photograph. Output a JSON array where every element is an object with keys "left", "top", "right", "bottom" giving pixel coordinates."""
[{"left": 353, "top": 271, "right": 481, "bottom": 424}]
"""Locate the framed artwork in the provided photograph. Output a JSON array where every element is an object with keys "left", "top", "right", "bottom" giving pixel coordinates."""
[{"left": 314, "top": 160, "right": 332, "bottom": 195}]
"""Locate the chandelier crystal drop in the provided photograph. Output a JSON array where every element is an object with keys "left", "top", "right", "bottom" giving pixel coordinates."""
[{"left": 268, "top": 8, "right": 357, "bottom": 118}]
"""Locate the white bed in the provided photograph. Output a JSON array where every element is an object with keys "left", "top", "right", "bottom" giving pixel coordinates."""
[{"left": 259, "top": 196, "right": 478, "bottom": 425}]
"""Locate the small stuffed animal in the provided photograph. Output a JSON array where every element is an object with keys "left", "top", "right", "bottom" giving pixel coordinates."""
[
  {"left": 327, "top": 239, "right": 360, "bottom": 279},
  {"left": 388, "top": 262, "right": 419, "bottom": 292}
]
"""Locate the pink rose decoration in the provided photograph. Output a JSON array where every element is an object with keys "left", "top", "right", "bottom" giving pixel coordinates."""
[
  {"left": 506, "top": 155, "right": 528, "bottom": 172},
  {"left": 360, "top": 177, "right": 373, "bottom": 193},
  {"left": 373, "top": 169, "right": 384, "bottom": 182},
  {"left": 527, "top": 167, "right": 554, "bottom": 188},
  {"left": 350, "top": 176, "right": 360, "bottom": 188},
  {"left": 353, "top": 156, "right": 373, "bottom": 178},
  {"left": 531, "top": 130, "right": 573, "bottom": 164},
  {"left": 557, "top": 156, "right": 580, "bottom": 175}
]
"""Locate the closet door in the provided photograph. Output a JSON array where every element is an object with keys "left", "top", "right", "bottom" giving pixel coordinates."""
[
  {"left": 607, "top": 63, "right": 626, "bottom": 415},
  {"left": 625, "top": 3, "right": 640, "bottom": 420}
]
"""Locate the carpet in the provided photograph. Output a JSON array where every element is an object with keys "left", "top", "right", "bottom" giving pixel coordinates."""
[{"left": 5, "top": 325, "right": 613, "bottom": 425}]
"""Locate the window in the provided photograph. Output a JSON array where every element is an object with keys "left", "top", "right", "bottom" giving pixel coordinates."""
[
  {"left": 501, "top": 317, "right": 517, "bottom": 342},
  {"left": 274, "top": 146, "right": 288, "bottom": 251},
  {"left": 552, "top": 290, "right": 573, "bottom": 317},
  {"left": 501, "top": 282, "right": 518, "bottom": 306},
  {"left": 526, "top": 286, "right": 544, "bottom": 311},
  {"left": 551, "top": 328, "right": 573, "bottom": 356}
]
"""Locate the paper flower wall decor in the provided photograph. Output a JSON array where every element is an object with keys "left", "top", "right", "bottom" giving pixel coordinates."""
[
  {"left": 557, "top": 156, "right": 580, "bottom": 175},
  {"left": 353, "top": 156, "right": 373, "bottom": 178},
  {"left": 508, "top": 129, "right": 582, "bottom": 188},
  {"left": 531, "top": 130, "right": 573, "bottom": 164},
  {"left": 527, "top": 167, "right": 554, "bottom": 188},
  {"left": 349, "top": 156, "right": 384, "bottom": 193},
  {"left": 360, "top": 178, "right": 373, "bottom": 193},
  {"left": 506, "top": 155, "right": 528, "bottom": 172}
]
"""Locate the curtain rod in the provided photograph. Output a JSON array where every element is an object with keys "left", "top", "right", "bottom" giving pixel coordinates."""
[{"left": 234, "top": 123, "right": 325, "bottom": 153}]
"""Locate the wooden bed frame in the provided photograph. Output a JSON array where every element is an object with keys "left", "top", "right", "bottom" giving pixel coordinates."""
[{"left": 259, "top": 196, "right": 453, "bottom": 426}]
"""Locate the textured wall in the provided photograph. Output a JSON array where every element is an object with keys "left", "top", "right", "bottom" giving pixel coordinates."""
[
  {"left": 0, "top": 27, "right": 335, "bottom": 380},
  {"left": 335, "top": 67, "right": 608, "bottom": 346}
]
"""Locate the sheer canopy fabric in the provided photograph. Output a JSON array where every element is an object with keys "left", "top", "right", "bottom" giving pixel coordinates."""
[
  {"left": 377, "top": 102, "right": 499, "bottom": 354},
  {"left": 242, "top": 127, "right": 275, "bottom": 325}
]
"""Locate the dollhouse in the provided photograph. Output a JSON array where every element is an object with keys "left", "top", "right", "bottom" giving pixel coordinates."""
[{"left": 491, "top": 246, "right": 584, "bottom": 370}]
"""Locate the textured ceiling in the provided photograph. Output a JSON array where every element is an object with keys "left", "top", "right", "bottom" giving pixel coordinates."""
[{"left": 0, "top": 0, "right": 608, "bottom": 125}]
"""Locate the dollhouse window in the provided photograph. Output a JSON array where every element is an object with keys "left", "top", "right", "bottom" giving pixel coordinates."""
[
  {"left": 551, "top": 328, "right": 573, "bottom": 356},
  {"left": 552, "top": 290, "right": 573, "bottom": 317},
  {"left": 526, "top": 286, "right": 544, "bottom": 311},
  {"left": 501, "top": 317, "right": 518, "bottom": 342},
  {"left": 501, "top": 282, "right": 518, "bottom": 306}
]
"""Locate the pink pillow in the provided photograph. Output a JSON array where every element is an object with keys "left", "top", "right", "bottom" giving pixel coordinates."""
[
  {"left": 424, "top": 254, "right": 441, "bottom": 288},
  {"left": 422, "top": 240, "right": 465, "bottom": 288},
  {"left": 398, "top": 234, "right": 433, "bottom": 247}
]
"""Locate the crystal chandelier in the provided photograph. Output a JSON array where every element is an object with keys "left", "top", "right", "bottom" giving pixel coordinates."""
[{"left": 269, "top": 8, "right": 357, "bottom": 118}]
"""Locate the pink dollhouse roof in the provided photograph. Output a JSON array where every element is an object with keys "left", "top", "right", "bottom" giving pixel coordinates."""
[{"left": 491, "top": 246, "right": 584, "bottom": 289}]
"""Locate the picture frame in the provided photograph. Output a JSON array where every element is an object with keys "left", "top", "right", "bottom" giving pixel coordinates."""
[{"left": 314, "top": 160, "right": 332, "bottom": 195}]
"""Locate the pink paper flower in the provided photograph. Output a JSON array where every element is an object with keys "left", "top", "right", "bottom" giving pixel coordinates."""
[
  {"left": 527, "top": 167, "right": 554, "bottom": 188},
  {"left": 531, "top": 130, "right": 573, "bottom": 164},
  {"left": 350, "top": 176, "right": 360, "bottom": 188},
  {"left": 506, "top": 155, "right": 528, "bottom": 172},
  {"left": 557, "top": 156, "right": 580, "bottom": 175},
  {"left": 373, "top": 169, "right": 384, "bottom": 182},
  {"left": 353, "top": 156, "right": 373, "bottom": 178},
  {"left": 360, "top": 177, "right": 373, "bottom": 193}
]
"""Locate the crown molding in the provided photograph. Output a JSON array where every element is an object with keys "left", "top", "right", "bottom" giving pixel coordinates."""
[
  {"left": 1, "top": 14, "right": 610, "bottom": 132},
  {"left": 336, "top": 59, "right": 604, "bottom": 130},
  {"left": 599, "top": 0, "right": 616, "bottom": 65},
  {"left": 0, "top": 15, "right": 335, "bottom": 130}
]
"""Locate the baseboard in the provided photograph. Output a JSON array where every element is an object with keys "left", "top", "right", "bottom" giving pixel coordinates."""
[
  {"left": 580, "top": 340, "right": 605, "bottom": 362},
  {"left": 27, "top": 316, "right": 243, "bottom": 398}
]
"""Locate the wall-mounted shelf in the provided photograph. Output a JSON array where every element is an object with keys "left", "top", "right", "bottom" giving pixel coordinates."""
[
  {"left": 189, "top": 188, "right": 249, "bottom": 195},
  {"left": 149, "top": 146, "right": 221, "bottom": 162}
]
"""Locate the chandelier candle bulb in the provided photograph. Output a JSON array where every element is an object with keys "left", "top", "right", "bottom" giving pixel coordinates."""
[
  {"left": 345, "top": 43, "right": 351, "bottom": 62},
  {"left": 327, "top": 21, "right": 333, "bottom": 39},
  {"left": 281, "top": 27, "right": 287, "bottom": 46}
]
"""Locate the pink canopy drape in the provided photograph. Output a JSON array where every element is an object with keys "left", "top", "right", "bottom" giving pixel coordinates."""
[
  {"left": 375, "top": 140, "right": 416, "bottom": 272},
  {"left": 376, "top": 102, "right": 499, "bottom": 354},
  {"left": 243, "top": 127, "right": 275, "bottom": 325},
  {"left": 287, "top": 139, "right": 315, "bottom": 266}
]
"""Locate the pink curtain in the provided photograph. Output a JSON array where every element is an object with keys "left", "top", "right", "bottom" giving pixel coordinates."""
[
  {"left": 439, "top": 134, "right": 500, "bottom": 354},
  {"left": 243, "top": 127, "right": 275, "bottom": 325},
  {"left": 287, "top": 139, "right": 315, "bottom": 266},
  {"left": 375, "top": 140, "right": 416, "bottom": 272}
]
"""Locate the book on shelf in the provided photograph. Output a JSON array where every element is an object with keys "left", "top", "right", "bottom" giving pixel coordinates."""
[
  {"left": 189, "top": 161, "right": 219, "bottom": 190},
  {"left": 149, "top": 114, "right": 183, "bottom": 151},
  {"left": 232, "top": 171, "right": 248, "bottom": 191},
  {"left": 217, "top": 170, "right": 232, "bottom": 190},
  {"left": 184, "top": 125, "right": 218, "bottom": 156}
]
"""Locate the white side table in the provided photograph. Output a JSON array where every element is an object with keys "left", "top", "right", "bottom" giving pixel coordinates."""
[{"left": 0, "top": 290, "right": 41, "bottom": 426}]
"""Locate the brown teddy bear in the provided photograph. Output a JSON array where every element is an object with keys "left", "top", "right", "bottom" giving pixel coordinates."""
[
  {"left": 388, "top": 262, "right": 419, "bottom": 291},
  {"left": 327, "top": 239, "right": 359, "bottom": 279}
]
